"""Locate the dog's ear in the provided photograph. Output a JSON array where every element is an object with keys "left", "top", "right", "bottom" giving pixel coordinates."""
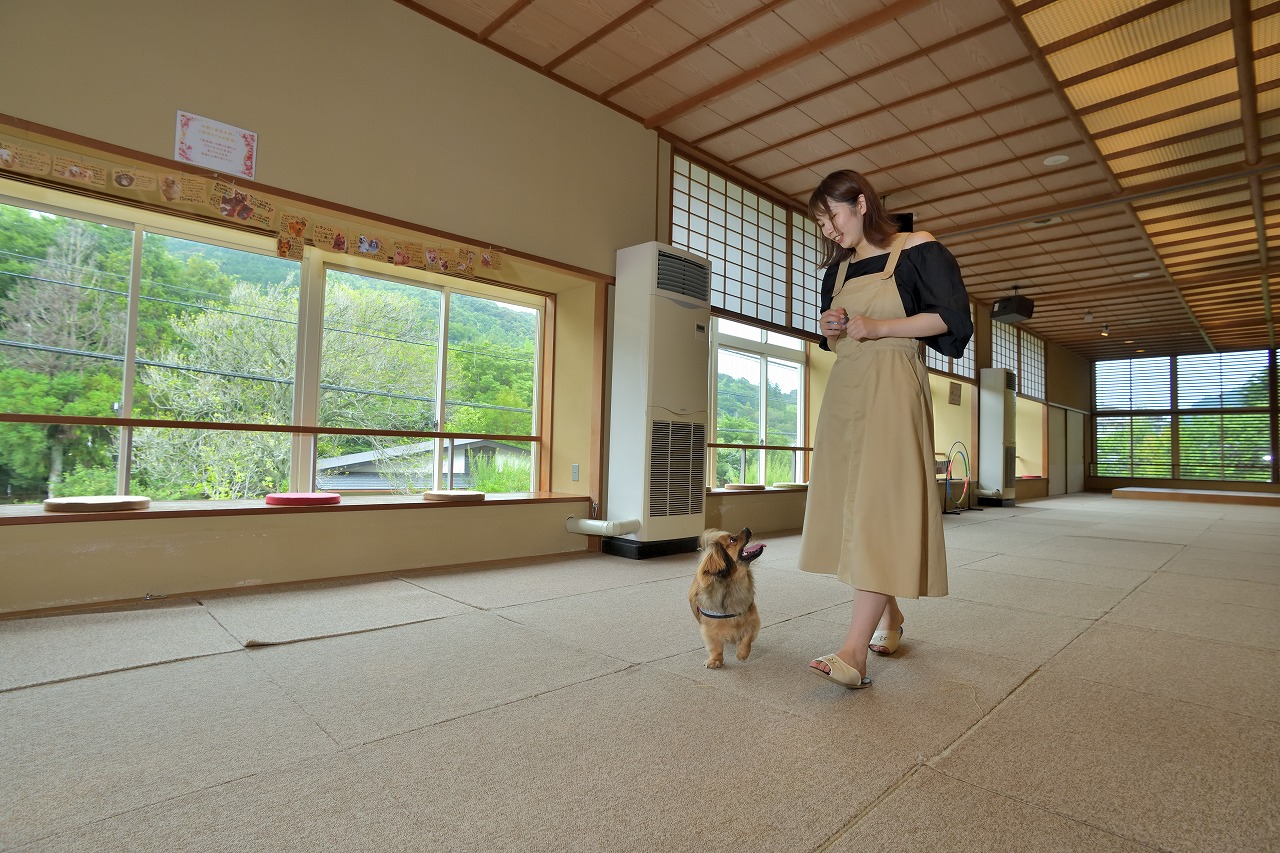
[
  {"left": 700, "top": 536, "right": 731, "bottom": 577},
  {"left": 699, "top": 528, "right": 726, "bottom": 550}
]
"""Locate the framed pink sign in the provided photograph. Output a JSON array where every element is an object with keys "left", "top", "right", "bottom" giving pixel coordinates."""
[{"left": 175, "top": 111, "right": 257, "bottom": 179}]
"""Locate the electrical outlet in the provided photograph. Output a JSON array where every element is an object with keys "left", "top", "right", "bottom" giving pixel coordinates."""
[{"left": 571, "top": 463, "right": 579, "bottom": 481}]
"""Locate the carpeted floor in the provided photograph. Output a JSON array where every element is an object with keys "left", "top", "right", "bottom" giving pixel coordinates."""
[{"left": 1, "top": 493, "right": 1277, "bottom": 851}]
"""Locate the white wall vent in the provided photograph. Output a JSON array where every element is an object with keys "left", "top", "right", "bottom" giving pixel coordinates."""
[
  {"left": 656, "top": 250, "right": 711, "bottom": 302},
  {"left": 648, "top": 420, "right": 707, "bottom": 518},
  {"left": 606, "top": 242, "right": 712, "bottom": 548}
]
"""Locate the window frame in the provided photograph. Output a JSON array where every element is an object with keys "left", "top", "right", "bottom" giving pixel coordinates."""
[
  {"left": 708, "top": 317, "right": 808, "bottom": 488},
  {"left": 0, "top": 186, "right": 550, "bottom": 504},
  {"left": 1092, "top": 350, "right": 1278, "bottom": 483}
]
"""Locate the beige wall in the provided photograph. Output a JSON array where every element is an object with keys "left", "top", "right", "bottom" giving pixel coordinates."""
[
  {"left": 548, "top": 283, "right": 602, "bottom": 496},
  {"left": 705, "top": 491, "right": 806, "bottom": 537},
  {"left": 2, "top": 501, "right": 591, "bottom": 614},
  {"left": 1, "top": 0, "right": 658, "bottom": 277},
  {"left": 1045, "top": 339, "right": 1091, "bottom": 412},
  {"left": 1016, "top": 397, "right": 1046, "bottom": 477},
  {"left": 929, "top": 372, "right": 975, "bottom": 460}
]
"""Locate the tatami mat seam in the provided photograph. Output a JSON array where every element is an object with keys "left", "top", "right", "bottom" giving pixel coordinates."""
[
  {"left": 914, "top": 766, "right": 1168, "bottom": 852},
  {"left": 0, "top": 648, "right": 242, "bottom": 696}
]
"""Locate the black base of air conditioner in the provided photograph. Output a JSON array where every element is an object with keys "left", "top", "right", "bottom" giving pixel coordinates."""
[
  {"left": 976, "top": 496, "right": 1016, "bottom": 507},
  {"left": 602, "top": 535, "right": 700, "bottom": 560}
]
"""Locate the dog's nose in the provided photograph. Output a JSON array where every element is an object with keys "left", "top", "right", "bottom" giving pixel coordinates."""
[{"left": 740, "top": 527, "right": 752, "bottom": 540}]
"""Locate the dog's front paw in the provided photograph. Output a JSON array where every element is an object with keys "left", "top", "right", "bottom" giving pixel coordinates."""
[{"left": 705, "top": 658, "right": 723, "bottom": 668}]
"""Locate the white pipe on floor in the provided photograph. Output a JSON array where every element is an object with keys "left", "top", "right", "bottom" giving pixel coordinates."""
[{"left": 565, "top": 516, "right": 641, "bottom": 536}]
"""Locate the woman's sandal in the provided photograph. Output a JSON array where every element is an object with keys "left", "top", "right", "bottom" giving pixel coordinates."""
[
  {"left": 869, "top": 624, "right": 903, "bottom": 656},
  {"left": 809, "top": 654, "right": 872, "bottom": 689}
]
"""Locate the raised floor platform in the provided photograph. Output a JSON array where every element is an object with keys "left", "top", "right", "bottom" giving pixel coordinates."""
[{"left": 1112, "top": 487, "right": 1280, "bottom": 507}]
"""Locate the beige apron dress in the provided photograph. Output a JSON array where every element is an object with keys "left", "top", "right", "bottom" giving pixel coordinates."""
[{"left": 798, "top": 234, "right": 948, "bottom": 598}]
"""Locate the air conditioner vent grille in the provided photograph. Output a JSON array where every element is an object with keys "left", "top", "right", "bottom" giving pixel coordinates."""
[
  {"left": 656, "top": 251, "right": 710, "bottom": 302},
  {"left": 648, "top": 420, "right": 706, "bottom": 517}
]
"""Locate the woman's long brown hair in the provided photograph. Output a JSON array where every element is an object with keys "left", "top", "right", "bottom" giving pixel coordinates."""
[{"left": 808, "top": 170, "right": 901, "bottom": 267}]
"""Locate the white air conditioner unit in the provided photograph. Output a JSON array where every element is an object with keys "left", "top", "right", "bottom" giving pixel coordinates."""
[
  {"left": 603, "top": 242, "right": 712, "bottom": 558},
  {"left": 978, "top": 367, "right": 1016, "bottom": 506}
]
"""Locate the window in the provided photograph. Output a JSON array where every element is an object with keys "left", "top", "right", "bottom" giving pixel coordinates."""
[
  {"left": 924, "top": 301, "right": 975, "bottom": 379},
  {"left": 1093, "top": 351, "right": 1277, "bottom": 482},
  {"left": 131, "top": 233, "right": 301, "bottom": 499},
  {"left": 990, "top": 320, "right": 1044, "bottom": 398},
  {"left": 790, "top": 216, "right": 824, "bottom": 337},
  {"left": 992, "top": 320, "right": 1018, "bottom": 374},
  {"left": 710, "top": 318, "right": 806, "bottom": 487},
  {"left": 0, "top": 192, "right": 545, "bottom": 504},
  {"left": 1019, "top": 331, "right": 1045, "bottom": 399},
  {"left": 0, "top": 204, "right": 131, "bottom": 500},
  {"left": 672, "top": 154, "right": 809, "bottom": 334}
]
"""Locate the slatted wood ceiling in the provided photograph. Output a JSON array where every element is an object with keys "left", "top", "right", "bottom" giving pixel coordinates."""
[{"left": 399, "top": 0, "right": 1279, "bottom": 360}]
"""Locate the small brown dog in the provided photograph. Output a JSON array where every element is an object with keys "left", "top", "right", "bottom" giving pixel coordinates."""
[{"left": 688, "top": 527, "right": 764, "bottom": 668}]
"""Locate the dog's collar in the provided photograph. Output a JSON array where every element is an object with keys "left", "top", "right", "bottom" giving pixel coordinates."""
[{"left": 698, "top": 607, "right": 739, "bottom": 619}]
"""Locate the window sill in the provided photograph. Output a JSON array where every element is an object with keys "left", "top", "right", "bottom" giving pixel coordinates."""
[
  {"left": 0, "top": 492, "right": 586, "bottom": 526},
  {"left": 708, "top": 486, "right": 807, "bottom": 495}
]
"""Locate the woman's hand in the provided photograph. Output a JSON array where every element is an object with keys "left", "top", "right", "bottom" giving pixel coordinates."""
[
  {"left": 844, "top": 314, "right": 884, "bottom": 341},
  {"left": 820, "top": 308, "right": 848, "bottom": 341}
]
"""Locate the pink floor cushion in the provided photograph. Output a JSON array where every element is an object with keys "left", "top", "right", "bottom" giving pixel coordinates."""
[{"left": 264, "top": 492, "right": 341, "bottom": 506}]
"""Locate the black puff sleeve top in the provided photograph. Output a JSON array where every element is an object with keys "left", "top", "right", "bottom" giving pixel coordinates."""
[{"left": 818, "top": 240, "right": 973, "bottom": 357}]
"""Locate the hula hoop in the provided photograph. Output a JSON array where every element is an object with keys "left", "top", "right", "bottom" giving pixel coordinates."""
[{"left": 945, "top": 441, "right": 970, "bottom": 510}]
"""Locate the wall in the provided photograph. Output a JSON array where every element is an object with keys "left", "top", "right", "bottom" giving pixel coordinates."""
[
  {"left": 705, "top": 491, "right": 806, "bottom": 537},
  {"left": 0, "top": 0, "right": 657, "bottom": 277},
  {"left": 2, "top": 500, "right": 591, "bottom": 614},
  {"left": 0, "top": 1, "right": 659, "bottom": 614},
  {"left": 1016, "top": 397, "right": 1046, "bottom": 477},
  {"left": 1044, "top": 339, "right": 1091, "bottom": 412},
  {"left": 929, "top": 372, "right": 975, "bottom": 461}
]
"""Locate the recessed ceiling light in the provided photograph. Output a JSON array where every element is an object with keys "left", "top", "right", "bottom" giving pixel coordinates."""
[
  {"left": 1136, "top": 349, "right": 1146, "bottom": 353},
  {"left": 1124, "top": 339, "right": 1135, "bottom": 344},
  {"left": 1100, "top": 324, "right": 1110, "bottom": 337},
  {"left": 1132, "top": 272, "right": 1151, "bottom": 278},
  {"left": 1043, "top": 154, "right": 1070, "bottom": 166}
]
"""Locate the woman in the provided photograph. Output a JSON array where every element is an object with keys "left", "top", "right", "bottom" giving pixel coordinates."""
[{"left": 799, "top": 169, "right": 972, "bottom": 689}]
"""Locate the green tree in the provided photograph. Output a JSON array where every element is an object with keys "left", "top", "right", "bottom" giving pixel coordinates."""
[{"left": 0, "top": 368, "right": 119, "bottom": 498}]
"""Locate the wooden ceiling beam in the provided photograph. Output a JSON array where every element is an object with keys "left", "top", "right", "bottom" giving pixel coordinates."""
[
  {"left": 692, "top": 15, "right": 1010, "bottom": 147},
  {"left": 1105, "top": 108, "right": 1280, "bottom": 162},
  {"left": 642, "top": 0, "right": 936, "bottom": 129},
  {"left": 1056, "top": 20, "right": 1234, "bottom": 90},
  {"left": 479, "top": 0, "right": 534, "bottom": 41},
  {"left": 543, "top": 0, "right": 663, "bottom": 71},
  {"left": 760, "top": 88, "right": 1058, "bottom": 179},
  {"left": 1250, "top": 173, "right": 1276, "bottom": 348},
  {"left": 602, "top": 0, "right": 794, "bottom": 101},
  {"left": 958, "top": 233, "right": 1143, "bottom": 262},
  {"left": 1233, "top": 0, "right": 1275, "bottom": 347},
  {"left": 1091, "top": 79, "right": 1280, "bottom": 142},
  {"left": 937, "top": 154, "right": 1280, "bottom": 238},
  {"left": 1038, "top": 0, "right": 1187, "bottom": 54}
]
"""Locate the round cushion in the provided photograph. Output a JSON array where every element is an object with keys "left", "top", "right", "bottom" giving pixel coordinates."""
[
  {"left": 44, "top": 495, "right": 151, "bottom": 512},
  {"left": 265, "top": 492, "right": 341, "bottom": 506},
  {"left": 421, "top": 489, "right": 485, "bottom": 502}
]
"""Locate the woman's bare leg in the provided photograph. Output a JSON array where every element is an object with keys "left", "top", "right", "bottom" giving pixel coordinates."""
[
  {"left": 869, "top": 596, "right": 904, "bottom": 653},
  {"left": 810, "top": 589, "right": 888, "bottom": 677}
]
